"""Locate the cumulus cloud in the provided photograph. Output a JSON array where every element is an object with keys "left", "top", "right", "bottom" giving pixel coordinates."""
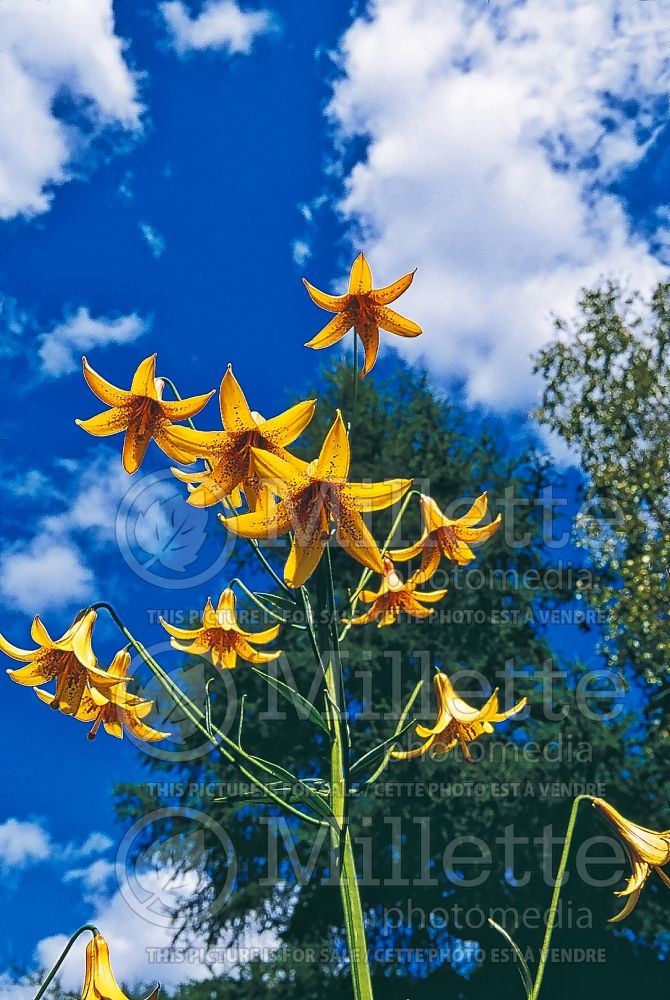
[
  {"left": 0, "top": 0, "right": 143, "bottom": 220},
  {"left": 38, "top": 308, "right": 150, "bottom": 378},
  {"left": 161, "top": 0, "right": 274, "bottom": 56},
  {"left": 327, "top": 0, "right": 670, "bottom": 408},
  {"left": 0, "top": 452, "right": 130, "bottom": 613},
  {"left": 0, "top": 819, "right": 50, "bottom": 870}
]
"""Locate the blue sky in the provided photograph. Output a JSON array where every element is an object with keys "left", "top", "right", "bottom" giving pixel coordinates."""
[{"left": 1, "top": 0, "right": 670, "bottom": 992}]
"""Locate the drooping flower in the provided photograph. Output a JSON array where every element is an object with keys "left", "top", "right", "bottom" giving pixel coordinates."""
[
  {"left": 76, "top": 354, "right": 214, "bottom": 474},
  {"left": 346, "top": 557, "right": 447, "bottom": 628},
  {"left": 36, "top": 650, "right": 169, "bottom": 743},
  {"left": 161, "top": 364, "right": 315, "bottom": 510},
  {"left": 81, "top": 933, "right": 159, "bottom": 1000},
  {"left": 222, "top": 410, "right": 412, "bottom": 587},
  {"left": 1, "top": 610, "right": 128, "bottom": 716},
  {"left": 160, "top": 588, "right": 282, "bottom": 670},
  {"left": 303, "top": 253, "right": 422, "bottom": 377},
  {"left": 392, "top": 671, "right": 526, "bottom": 763},
  {"left": 592, "top": 797, "right": 670, "bottom": 922},
  {"left": 391, "top": 492, "right": 501, "bottom": 580}
]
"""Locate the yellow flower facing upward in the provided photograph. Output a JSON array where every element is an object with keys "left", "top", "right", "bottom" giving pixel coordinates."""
[
  {"left": 82, "top": 933, "right": 159, "bottom": 1000},
  {"left": 392, "top": 671, "right": 526, "bottom": 764},
  {"left": 346, "top": 557, "right": 447, "bottom": 628},
  {"left": 76, "top": 354, "right": 215, "bottom": 474},
  {"left": 303, "top": 253, "right": 422, "bottom": 377},
  {"left": 592, "top": 797, "right": 670, "bottom": 922},
  {"left": 161, "top": 364, "right": 316, "bottom": 510},
  {"left": 1, "top": 610, "right": 128, "bottom": 716},
  {"left": 160, "top": 588, "right": 281, "bottom": 670},
  {"left": 391, "top": 492, "right": 501, "bottom": 580},
  {"left": 35, "top": 650, "right": 170, "bottom": 743},
  {"left": 222, "top": 410, "right": 412, "bottom": 587}
]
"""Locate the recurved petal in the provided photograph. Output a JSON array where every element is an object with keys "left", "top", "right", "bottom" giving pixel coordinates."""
[
  {"left": 221, "top": 502, "right": 293, "bottom": 540},
  {"left": 131, "top": 355, "right": 159, "bottom": 398},
  {"left": 335, "top": 499, "right": 384, "bottom": 574},
  {"left": 489, "top": 695, "right": 527, "bottom": 723},
  {"left": 82, "top": 357, "right": 132, "bottom": 407},
  {"left": 374, "top": 304, "right": 422, "bottom": 338},
  {"left": 161, "top": 391, "right": 215, "bottom": 421},
  {"left": 348, "top": 253, "right": 372, "bottom": 294},
  {"left": 369, "top": 269, "right": 416, "bottom": 305},
  {"left": 412, "top": 587, "right": 448, "bottom": 604},
  {"left": 305, "top": 311, "right": 353, "bottom": 350},
  {"left": 436, "top": 673, "right": 490, "bottom": 726},
  {"left": 455, "top": 492, "right": 490, "bottom": 527},
  {"left": 302, "top": 277, "right": 349, "bottom": 313},
  {"left": 609, "top": 888, "right": 641, "bottom": 923},
  {"left": 219, "top": 366, "right": 254, "bottom": 431},
  {"left": 237, "top": 622, "right": 281, "bottom": 644},
  {"left": 345, "top": 478, "right": 412, "bottom": 512},
  {"left": 391, "top": 737, "right": 433, "bottom": 760},
  {"left": 122, "top": 421, "right": 152, "bottom": 475},
  {"left": 356, "top": 321, "right": 380, "bottom": 377},
  {"left": 260, "top": 399, "right": 317, "bottom": 447},
  {"left": 314, "top": 411, "right": 350, "bottom": 482},
  {"left": 284, "top": 531, "right": 327, "bottom": 588},
  {"left": 419, "top": 494, "right": 448, "bottom": 532},
  {"left": 0, "top": 629, "right": 38, "bottom": 661},
  {"left": 121, "top": 708, "right": 170, "bottom": 742},
  {"left": 30, "top": 616, "right": 53, "bottom": 648},
  {"left": 455, "top": 514, "right": 502, "bottom": 544},
  {"left": 592, "top": 799, "right": 670, "bottom": 866},
  {"left": 7, "top": 656, "right": 58, "bottom": 685},
  {"left": 389, "top": 536, "right": 427, "bottom": 562},
  {"left": 162, "top": 424, "right": 227, "bottom": 458},
  {"left": 346, "top": 604, "right": 382, "bottom": 627},
  {"left": 75, "top": 407, "right": 129, "bottom": 437},
  {"left": 234, "top": 636, "right": 282, "bottom": 664},
  {"left": 250, "top": 446, "right": 304, "bottom": 495},
  {"left": 159, "top": 616, "right": 204, "bottom": 641},
  {"left": 71, "top": 610, "right": 97, "bottom": 670}
]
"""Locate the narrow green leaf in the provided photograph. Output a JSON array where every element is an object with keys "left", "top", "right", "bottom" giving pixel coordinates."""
[
  {"left": 252, "top": 667, "right": 330, "bottom": 734},
  {"left": 487, "top": 918, "right": 533, "bottom": 999}
]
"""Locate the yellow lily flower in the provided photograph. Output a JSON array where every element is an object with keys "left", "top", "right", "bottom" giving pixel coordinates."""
[
  {"left": 303, "top": 252, "right": 422, "bottom": 377},
  {"left": 35, "top": 650, "right": 170, "bottom": 743},
  {"left": 159, "top": 588, "right": 282, "bottom": 670},
  {"left": 161, "top": 364, "right": 315, "bottom": 510},
  {"left": 81, "top": 933, "right": 159, "bottom": 1000},
  {"left": 76, "top": 354, "right": 215, "bottom": 474},
  {"left": 592, "top": 797, "right": 670, "bottom": 922},
  {"left": 346, "top": 557, "right": 447, "bottom": 628},
  {"left": 222, "top": 410, "right": 412, "bottom": 587},
  {"left": 392, "top": 671, "right": 526, "bottom": 764},
  {"left": 1, "top": 610, "right": 128, "bottom": 716},
  {"left": 391, "top": 492, "right": 501, "bottom": 580}
]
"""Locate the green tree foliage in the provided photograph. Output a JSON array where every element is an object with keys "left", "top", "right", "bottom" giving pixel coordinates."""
[
  {"left": 534, "top": 281, "right": 670, "bottom": 684},
  {"left": 116, "top": 357, "right": 668, "bottom": 1000}
]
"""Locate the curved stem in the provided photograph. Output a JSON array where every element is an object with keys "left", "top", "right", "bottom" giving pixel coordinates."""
[
  {"left": 230, "top": 577, "right": 304, "bottom": 628},
  {"left": 33, "top": 924, "right": 99, "bottom": 1000},
  {"left": 91, "top": 603, "right": 328, "bottom": 828},
  {"left": 529, "top": 794, "right": 593, "bottom": 1000},
  {"left": 339, "top": 488, "right": 421, "bottom": 642}
]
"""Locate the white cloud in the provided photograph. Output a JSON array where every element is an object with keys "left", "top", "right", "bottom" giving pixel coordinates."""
[
  {"left": 161, "top": 0, "right": 274, "bottom": 56},
  {"left": 0, "top": 453, "right": 130, "bottom": 613},
  {"left": 291, "top": 239, "right": 312, "bottom": 267},
  {"left": 0, "top": 0, "right": 143, "bottom": 220},
  {"left": 139, "top": 222, "right": 166, "bottom": 259},
  {"left": 327, "top": 0, "right": 670, "bottom": 408},
  {"left": 38, "top": 308, "right": 150, "bottom": 378},
  {"left": 0, "top": 819, "right": 50, "bottom": 870},
  {"left": 63, "top": 859, "right": 116, "bottom": 896},
  {"left": 0, "top": 541, "right": 94, "bottom": 615}
]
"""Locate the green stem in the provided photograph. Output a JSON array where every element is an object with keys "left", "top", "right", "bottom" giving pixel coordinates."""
[
  {"left": 339, "top": 488, "right": 421, "bottom": 642},
  {"left": 33, "top": 924, "right": 99, "bottom": 1000},
  {"left": 230, "top": 577, "right": 304, "bottom": 628},
  {"left": 529, "top": 794, "right": 593, "bottom": 1000},
  {"left": 91, "top": 603, "right": 328, "bottom": 828},
  {"left": 313, "top": 558, "right": 374, "bottom": 1000}
]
